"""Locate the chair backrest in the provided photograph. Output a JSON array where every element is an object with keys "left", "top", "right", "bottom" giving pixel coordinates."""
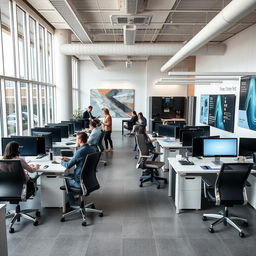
[
  {"left": 216, "top": 163, "right": 253, "bottom": 206},
  {"left": 0, "top": 160, "right": 27, "bottom": 201},
  {"left": 80, "top": 152, "right": 101, "bottom": 195},
  {"left": 136, "top": 134, "right": 149, "bottom": 156},
  {"left": 97, "top": 130, "right": 105, "bottom": 152}
]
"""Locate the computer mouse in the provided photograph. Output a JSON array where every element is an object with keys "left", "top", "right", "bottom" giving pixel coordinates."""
[{"left": 43, "top": 165, "right": 49, "bottom": 169}]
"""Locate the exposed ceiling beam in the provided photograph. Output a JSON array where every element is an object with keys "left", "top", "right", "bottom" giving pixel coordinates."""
[
  {"left": 167, "top": 72, "right": 256, "bottom": 76},
  {"left": 49, "top": 0, "right": 105, "bottom": 69}
]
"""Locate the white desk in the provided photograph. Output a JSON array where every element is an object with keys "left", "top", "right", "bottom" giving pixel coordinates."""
[
  {"left": 168, "top": 157, "right": 256, "bottom": 214},
  {"left": 0, "top": 204, "right": 8, "bottom": 256}
]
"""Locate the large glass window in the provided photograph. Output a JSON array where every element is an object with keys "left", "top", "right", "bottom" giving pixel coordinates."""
[
  {"left": 20, "top": 83, "right": 29, "bottom": 135},
  {"left": 40, "top": 85, "right": 46, "bottom": 125},
  {"left": 39, "top": 25, "right": 45, "bottom": 82},
  {"left": 48, "top": 86, "right": 54, "bottom": 123},
  {"left": 16, "top": 6, "right": 27, "bottom": 78},
  {"left": 47, "top": 32, "right": 53, "bottom": 83},
  {"left": 5, "top": 80, "right": 16, "bottom": 135},
  {"left": 29, "top": 17, "right": 37, "bottom": 80},
  {"left": 1, "top": 0, "right": 15, "bottom": 76},
  {"left": 72, "top": 58, "right": 79, "bottom": 111},
  {"left": 32, "top": 84, "right": 39, "bottom": 127}
]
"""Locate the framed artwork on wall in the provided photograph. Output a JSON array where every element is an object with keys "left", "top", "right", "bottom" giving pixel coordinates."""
[{"left": 90, "top": 89, "right": 135, "bottom": 118}]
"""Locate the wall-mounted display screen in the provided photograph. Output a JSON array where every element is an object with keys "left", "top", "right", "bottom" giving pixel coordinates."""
[
  {"left": 208, "top": 94, "right": 236, "bottom": 133},
  {"left": 199, "top": 95, "right": 209, "bottom": 124},
  {"left": 238, "top": 76, "right": 256, "bottom": 131}
]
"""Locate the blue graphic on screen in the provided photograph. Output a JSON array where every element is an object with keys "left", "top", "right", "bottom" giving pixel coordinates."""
[
  {"left": 203, "top": 139, "right": 237, "bottom": 157},
  {"left": 214, "top": 95, "right": 225, "bottom": 130},
  {"left": 238, "top": 76, "right": 256, "bottom": 131},
  {"left": 200, "top": 95, "right": 209, "bottom": 124}
]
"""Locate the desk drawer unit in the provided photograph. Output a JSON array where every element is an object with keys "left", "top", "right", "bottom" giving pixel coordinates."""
[
  {"left": 176, "top": 176, "right": 201, "bottom": 210},
  {"left": 246, "top": 174, "right": 256, "bottom": 210},
  {"left": 41, "top": 175, "right": 65, "bottom": 208}
]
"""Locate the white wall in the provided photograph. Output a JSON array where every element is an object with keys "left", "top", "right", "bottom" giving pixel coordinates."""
[
  {"left": 195, "top": 24, "right": 256, "bottom": 139},
  {"left": 79, "top": 58, "right": 187, "bottom": 131}
]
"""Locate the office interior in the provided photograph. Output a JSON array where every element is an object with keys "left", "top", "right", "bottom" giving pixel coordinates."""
[{"left": 0, "top": 0, "right": 256, "bottom": 255}]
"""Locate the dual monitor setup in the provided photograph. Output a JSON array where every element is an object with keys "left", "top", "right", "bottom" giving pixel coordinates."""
[{"left": 1, "top": 119, "right": 87, "bottom": 157}]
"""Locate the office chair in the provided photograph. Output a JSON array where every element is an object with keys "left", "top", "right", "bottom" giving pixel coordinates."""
[
  {"left": 60, "top": 152, "right": 103, "bottom": 226},
  {"left": 0, "top": 160, "right": 40, "bottom": 233},
  {"left": 136, "top": 134, "right": 167, "bottom": 189},
  {"left": 123, "top": 121, "right": 134, "bottom": 136},
  {"left": 202, "top": 163, "right": 253, "bottom": 237},
  {"left": 97, "top": 130, "right": 107, "bottom": 166}
]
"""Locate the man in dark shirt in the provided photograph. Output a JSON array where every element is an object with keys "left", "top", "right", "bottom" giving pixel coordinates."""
[
  {"left": 83, "top": 106, "right": 95, "bottom": 128},
  {"left": 56, "top": 132, "right": 95, "bottom": 206}
]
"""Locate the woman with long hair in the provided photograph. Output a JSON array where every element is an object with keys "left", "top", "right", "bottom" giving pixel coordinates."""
[{"left": 102, "top": 108, "right": 113, "bottom": 151}]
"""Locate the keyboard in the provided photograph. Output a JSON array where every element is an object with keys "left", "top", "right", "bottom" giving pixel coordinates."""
[
  {"left": 65, "top": 142, "right": 76, "bottom": 145},
  {"left": 36, "top": 154, "right": 47, "bottom": 159},
  {"left": 179, "top": 160, "right": 194, "bottom": 165}
]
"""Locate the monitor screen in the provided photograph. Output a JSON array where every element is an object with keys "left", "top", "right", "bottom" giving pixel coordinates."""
[
  {"left": 31, "top": 127, "right": 62, "bottom": 142},
  {"left": 31, "top": 131, "right": 53, "bottom": 150},
  {"left": 182, "top": 130, "right": 209, "bottom": 147},
  {"left": 61, "top": 122, "right": 75, "bottom": 135},
  {"left": 46, "top": 124, "right": 69, "bottom": 138},
  {"left": 192, "top": 136, "right": 220, "bottom": 157},
  {"left": 203, "top": 138, "right": 237, "bottom": 157},
  {"left": 2, "top": 137, "right": 38, "bottom": 156},
  {"left": 69, "top": 119, "right": 84, "bottom": 131},
  {"left": 179, "top": 128, "right": 201, "bottom": 142},
  {"left": 239, "top": 138, "right": 256, "bottom": 156},
  {"left": 158, "top": 125, "right": 176, "bottom": 137}
]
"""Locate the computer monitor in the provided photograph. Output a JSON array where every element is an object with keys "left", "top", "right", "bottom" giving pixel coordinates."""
[
  {"left": 46, "top": 124, "right": 69, "bottom": 138},
  {"left": 69, "top": 119, "right": 84, "bottom": 131},
  {"left": 179, "top": 128, "right": 201, "bottom": 142},
  {"left": 185, "top": 125, "right": 210, "bottom": 134},
  {"left": 192, "top": 136, "right": 220, "bottom": 157},
  {"left": 31, "top": 127, "right": 62, "bottom": 142},
  {"left": 2, "top": 137, "right": 39, "bottom": 156},
  {"left": 239, "top": 138, "right": 256, "bottom": 157},
  {"left": 61, "top": 121, "right": 75, "bottom": 135},
  {"left": 158, "top": 125, "right": 176, "bottom": 138},
  {"left": 182, "top": 130, "right": 209, "bottom": 147},
  {"left": 203, "top": 138, "right": 238, "bottom": 165},
  {"left": 31, "top": 131, "right": 53, "bottom": 150},
  {"left": 11, "top": 136, "right": 46, "bottom": 155}
]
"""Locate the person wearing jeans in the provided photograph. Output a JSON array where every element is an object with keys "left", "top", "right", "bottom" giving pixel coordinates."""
[{"left": 102, "top": 108, "right": 113, "bottom": 151}]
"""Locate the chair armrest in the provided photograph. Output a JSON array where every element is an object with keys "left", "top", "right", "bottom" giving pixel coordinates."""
[
  {"left": 141, "top": 155, "right": 151, "bottom": 158},
  {"left": 246, "top": 181, "right": 251, "bottom": 187},
  {"left": 202, "top": 173, "right": 217, "bottom": 188},
  {"left": 152, "top": 151, "right": 162, "bottom": 155}
]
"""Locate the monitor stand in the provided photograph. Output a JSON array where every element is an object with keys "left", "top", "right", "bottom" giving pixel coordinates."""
[{"left": 212, "top": 157, "right": 222, "bottom": 166}]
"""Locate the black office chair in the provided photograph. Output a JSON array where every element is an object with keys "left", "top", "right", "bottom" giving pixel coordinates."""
[
  {"left": 60, "top": 152, "right": 103, "bottom": 226},
  {"left": 0, "top": 160, "right": 40, "bottom": 233},
  {"left": 123, "top": 121, "right": 134, "bottom": 136},
  {"left": 202, "top": 163, "right": 253, "bottom": 237},
  {"left": 136, "top": 134, "right": 167, "bottom": 189},
  {"left": 97, "top": 130, "right": 107, "bottom": 166}
]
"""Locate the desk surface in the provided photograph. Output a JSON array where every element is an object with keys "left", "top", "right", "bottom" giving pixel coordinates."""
[
  {"left": 148, "top": 134, "right": 188, "bottom": 149},
  {"left": 168, "top": 157, "right": 255, "bottom": 175}
]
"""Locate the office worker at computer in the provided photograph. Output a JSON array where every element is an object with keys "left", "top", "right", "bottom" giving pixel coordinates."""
[
  {"left": 2, "top": 141, "right": 40, "bottom": 193},
  {"left": 83, "top": 105, "right": 95, "bottom": 129},
  {"left": 88, "top": 120, "right": 101, "bottom": 151},
  {"left": 138, "top": 126, "right": 156, "bottom": 151},
  {"left": 137, "top": 112, "right": 147, "bottom": 127},
  {"left": 102, "top": 108, "right": 113, "bottom": 151},
  {"left": 56, "top": 132, "right": 95, "bottom": 206}
]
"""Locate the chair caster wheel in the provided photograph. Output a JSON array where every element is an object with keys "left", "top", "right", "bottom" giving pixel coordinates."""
[
  {"left": 91, "top": 204, "right": 95, "bottom": 209},
  {"left": 33, "top": 220, "right": 39, "bottom": 226},
  {"left": 157, "top": 185, "right": 160, "bottom": 189},
  {"left": 99, "top": 212, "right": 103, "bottom": 217},
  {"left": 60, "top": 217, "right": 65, "bottom": 222},
  {"left": 239, "top": 231, "right": 245, "bottom": 238},
  {"left": 208, "top": 227, "right": 214, "bottom": 233},
  {"left": 139, "top": 183, "right": 143, "bottom": 187},
  {"left": 82, "top": 221, "right": 87, "bottom": 226},
  {"left": 36, "top": 211, "right": 41, "bottom": 217},
  {"left": 243, "top": 221, "right": 248, "bottom": 227},
  {"left": 9, "top": 228, "right": 15, "bottom": 233},
  {"left": 202, "top": 216, "right": 207, "bottom": 221}
]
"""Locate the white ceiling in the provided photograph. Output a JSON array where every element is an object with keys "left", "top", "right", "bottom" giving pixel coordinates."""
[{"left": 27, "top": 0, "right": 256, "bottom": 44}]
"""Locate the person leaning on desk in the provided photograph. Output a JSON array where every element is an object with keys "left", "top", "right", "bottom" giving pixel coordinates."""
[
  {"left": 55, "top": 132, "right": 95, "bottom": 206},
  {"left": 2, "top": 141, "right": 40, "bottom": 194},
  {"left": 82, "top": 105, "right": 96, "bottom": 129}
]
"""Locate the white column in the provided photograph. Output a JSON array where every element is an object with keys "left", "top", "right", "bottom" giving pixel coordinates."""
[{"left": 54, "top": 29, "right": 72, "bottom": 122}]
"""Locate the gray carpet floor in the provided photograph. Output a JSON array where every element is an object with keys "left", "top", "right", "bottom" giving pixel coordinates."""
[{"left": 5, "top": 132, "right": 256, "bottom": 256}]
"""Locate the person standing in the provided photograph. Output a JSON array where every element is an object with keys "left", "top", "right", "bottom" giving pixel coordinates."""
[
  {"left": 83, "top": 106, "right": 95, "bottom": 129},
  {"left": 102, "top": 108, "right": 113, "bottom": 151}
]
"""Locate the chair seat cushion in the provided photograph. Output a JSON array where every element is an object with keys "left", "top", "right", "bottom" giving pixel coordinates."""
[
  {"left": 144, "top": 161, "right": 165, "bottom": 169},
  {"left": 0, "top": 182, "right": 23, "bottom": 201}
]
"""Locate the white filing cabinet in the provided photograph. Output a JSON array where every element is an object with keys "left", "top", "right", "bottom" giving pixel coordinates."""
[
  {"left": 246, "top": 174, "right": 256, "bottom": 209},
  {"left": 0, "top": 204, "right": 8, "bottom": 256},
  {"left": 41, "top": 174, "right": 66, "bottom": 208},
  {"left": 176, "top": 175, "right": 201, "bottom": 211}
]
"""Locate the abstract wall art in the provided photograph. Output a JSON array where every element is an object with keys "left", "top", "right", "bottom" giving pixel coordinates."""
[{"left": 90, "top": 89, "right": 135, "bottom": 118}]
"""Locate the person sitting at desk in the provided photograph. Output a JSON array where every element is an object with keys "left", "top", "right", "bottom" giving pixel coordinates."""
[
  {"left": 124, "top": 111, "right": 138, "bottom": 132},
  {"left": 56, "top": 132, "right": 95, "bottom": 206},
  {"left": 131, "top": 112, "right": 147, "bottom": 134},
  {"left": 83, "top": 105, "right": 95, "bottom": 129},
  {"left": 137, "top": 126, "right": 156, "bottom": 151},
  {"left": 87, "top": 120, "right": 101, "bottom": 152},
  {"left": 2, "top": 141, "right": 40, "bottom": 194}
]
